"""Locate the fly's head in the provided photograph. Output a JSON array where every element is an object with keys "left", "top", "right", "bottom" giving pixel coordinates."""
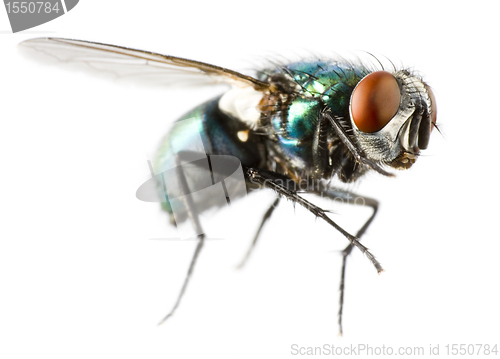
[{"left": 349, "top": 70, "right": 437, "bottom": 170}]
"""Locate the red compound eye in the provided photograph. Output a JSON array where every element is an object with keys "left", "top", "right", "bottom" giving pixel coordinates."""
[{"left": 351, "top": 71, "right": 401, "bottom": 133}]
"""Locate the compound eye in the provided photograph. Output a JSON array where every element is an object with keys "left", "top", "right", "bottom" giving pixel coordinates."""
[{"left": 351, "top": 71, "right": 401, "bottom": 133}]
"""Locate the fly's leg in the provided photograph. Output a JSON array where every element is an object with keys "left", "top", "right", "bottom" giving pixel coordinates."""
[
  {"left": 243, "top": 166, "right": 383, "bottom": 274},
  {"left": 338, "top": 202, "right": 378, "bottom": 336},
  {"left": 312, "top": 188, "right": 378, "bottom": 335},
  {"left": 158, "top": 153, "right": 207, "bottom": 325},
  {"left": 237, "top": 197, "right": 281, "bottom": 269},
  {"left": 322, "top": 109, "right": 393, "bottom": 178},
  {"left": 159, "top": 234, "right": 204, "bottom": 324}
]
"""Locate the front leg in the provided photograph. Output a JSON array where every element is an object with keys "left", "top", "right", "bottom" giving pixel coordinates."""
[
  {"left": 243, "top": 166, "right": 383, "bottom": 274},
  {"left": 311, "top": 186, "right": 379, "bottom": 335}
]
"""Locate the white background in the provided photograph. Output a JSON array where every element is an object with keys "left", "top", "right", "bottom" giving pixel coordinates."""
[{"left": 1, "top": 1, "right": 499, "bottom": 358}]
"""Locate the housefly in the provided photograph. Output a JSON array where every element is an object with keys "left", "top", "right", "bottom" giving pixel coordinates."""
[{"left": 20, "top": 38, "right": 437, "bottom": 334}]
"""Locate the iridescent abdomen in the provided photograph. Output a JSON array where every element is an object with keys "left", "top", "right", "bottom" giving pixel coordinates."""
[{"left": 154, "top": 97, "right": 265, "bottom": 215}]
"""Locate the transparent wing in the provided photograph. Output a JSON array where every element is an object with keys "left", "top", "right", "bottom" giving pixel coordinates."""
[{"left": 19, "top": 37, "right": 270, "bottom": 90}]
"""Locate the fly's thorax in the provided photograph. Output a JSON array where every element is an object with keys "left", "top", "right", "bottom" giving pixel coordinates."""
[
  {"left": 349, "top": 70, "right": 436, "bottom": 170},
  {"left": 254, "top": 65, "right": 363, "bottom": 178}
]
